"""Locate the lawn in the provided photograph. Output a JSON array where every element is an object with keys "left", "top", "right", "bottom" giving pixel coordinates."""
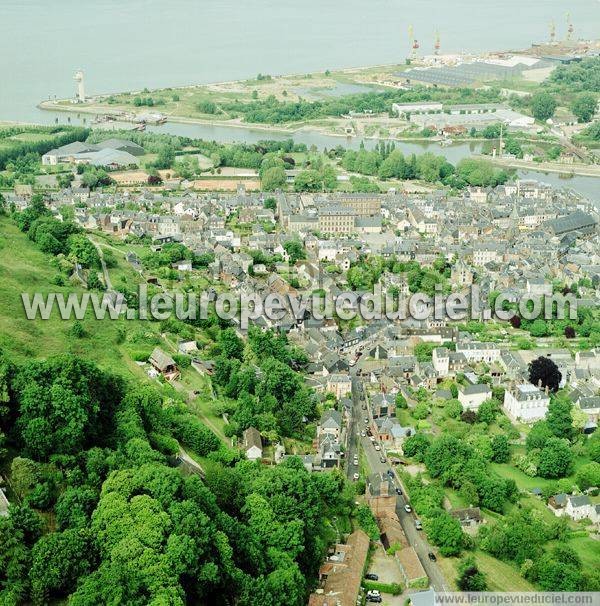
[
  {"left": 0, "top": 217, "right": 161, "bottom": 380},
  {"left": 562, "top": 536, "right": 600, "bottom": 570},
  {"left": 439, "top": 550, "right": 537, "bottom": 592},
  {"left": 490, "top": 462, "right": 557, "bottom": 492}
]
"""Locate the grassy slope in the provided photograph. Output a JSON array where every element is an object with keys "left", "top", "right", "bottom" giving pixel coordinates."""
[
  {"left": 0, "top": 216, "right": 149, "bottom": 378},
  {"left": 0, "top": 217, "right": 232, "bottom": 449}
]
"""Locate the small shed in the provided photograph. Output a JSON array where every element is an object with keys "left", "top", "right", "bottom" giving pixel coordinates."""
[{"left": 149, "top": 347, "right": 180, "bottom": 381}]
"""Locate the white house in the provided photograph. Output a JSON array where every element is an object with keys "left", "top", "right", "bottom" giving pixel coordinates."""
[
  {"left": 326, "top": 374, "right": 352, "bottom": 399},
  {"left": 458, "top": 384, "right": 492, "bottom": 411},
  {"left": 565, "top": 495, "right": 592, "bottom": 521},
  {"left": 432, "top": 347, "right": 450, "bottom": 377},
  {"left": 318, "top": 409, "right": 342, "bottom": 440},
  {"left": 503, "top": 383, "right": 550, "bottom": 423},
  {"left": 455, "top": 341, "right": 501, "bottom": 364},
  {"left": 243, "top": 427, "right": 263, "bottom": 462}
]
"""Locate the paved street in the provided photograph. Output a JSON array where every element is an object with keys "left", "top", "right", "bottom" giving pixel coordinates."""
[{"left": 348, "top": 374, "right": 450, "bottom": 593}]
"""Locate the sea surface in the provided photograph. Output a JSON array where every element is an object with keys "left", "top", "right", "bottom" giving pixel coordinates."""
[{"left": 1, "top": 0, "right": 599, "bottom": 199}]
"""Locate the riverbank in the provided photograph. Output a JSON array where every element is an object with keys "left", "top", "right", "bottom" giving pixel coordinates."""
[{"left": 485, "top": 156, "right": 600, "bottom": 178}]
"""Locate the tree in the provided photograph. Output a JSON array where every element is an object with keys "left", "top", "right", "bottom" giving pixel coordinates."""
[
  {"left": 10, "top": 457, "right": 40, "bottom": 499},
  {"left": 546, "top": 397, "right": 574, "bottom": 440},
  {"left": 29, "top": 529, "right": 96, "bottom": 603},
  {"left": 575, "top": 462, "right": 600, "bottom": 491},
  {"left": 154, "top": 145, "right": 175, "bottom": 169},
  {"left": 395, "top": 393, "right": 407, "bottom": 409},
  {"left": 356, "top": 504, "right": 379, "bottom": 540},
  {"left": 414, "top": 343, "right": 434, "bottom": 362},
  {"left": 537, "top": 438, "right": 573, "bottom": 479},
  {"left": 426, "top": 511, "right": 465, "bottom": 556},
  {"left": 531, "top": 92, "right": 558, "bottom": 122},
  {"left": 402, "top": 433, "right": 430, "bottom": 460},
  {"left": 217, "top": 328, "right": 244, "bottom": 360},
  {"left": 261, "top": 166, "right": 287, "bottom": 191},
  {"left": 456, "top": 557, "right": 487, "bottom": 591},
  {"left": 445, "top": 399, "right": 463, "bottom": 419},
  {"left": 509, "top": 314, "right": 521, "bottom": 328},
  {"left": 283, "top": 240, "right": 305, "bottom": 264},
  {"left": 293, "top": 170, "right": 321, "bottom": 192},
  {"left": 528, "top": 356, "right": 562, "bottom": 392},
  {"left": 461, "top": 410, "right": 478, "bottom": 424},
  {"left": 477, "top": 399, "right": 498, "bottom": 424},
  {"left": 491, "top": 434, "right": 510, "bottom": 463},
  {"left": 571, "top": 93, "right": 597, "bottom": 123},
  {"left": 12, "top": 355, "right": 122, "bottom": 460},
  {"left": 564, "top": 325, "right": 576, "bottom": 339},
  {"left": 412, "top": 402, "right": 429, "bottom": 420},
  {"left": 526, "top": 420, "right": 553, "bottom": 451}
]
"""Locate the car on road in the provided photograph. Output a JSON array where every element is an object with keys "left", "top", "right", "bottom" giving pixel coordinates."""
[
  {"left": 404, "top": 503, "right": 412, "bottom": 513},
  {"left": 364, "top": 417, "right": 369, "bottom": 424},
  {"left": 380, "top": 455, "right": 386, "bottom": 463},
  {"left": 353, "top": 473, "right": 360, "bottom": 481},
  {"left": 369, "top": 436, "right": 376, "bottom": 442},
  {"left": 387, "top": 469, "right": 394, "bottom": 478},
  {"left": 374, "top": 444, "right": 381, "bottom": 451},
  {"left": 395, "top": 487, "right": 402, "bottom": 495},
  {"left": 362, "top": 404, "right": 367, "bottom": 410},
  {"left": 360, "top": 431, "right": 366, "bottom": 437},
  {"left": 353, "top": 458, "right": 359, "bottom": 466},
  {"left": 365, "top": 574, "right": 379, "bottom": 581},
  {"left": 366, "top": 589, "right": 380, "bottom": 597},
  {"left": 415, "top": 519, "right": 423, "bottom": 530},
  {"left": 428, "top": 552, "right": 437, "bottom": 561}
]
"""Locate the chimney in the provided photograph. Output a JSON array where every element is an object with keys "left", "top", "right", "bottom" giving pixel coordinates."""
[
  {"left": 545, "top": 385, "right": 549, "bottom": 395},
  {"left": 538, "top": 379, "right": 542, "bottom": 388}
]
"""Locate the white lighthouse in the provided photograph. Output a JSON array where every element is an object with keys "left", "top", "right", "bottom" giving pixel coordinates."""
[{"left": 74, "top": 70, "right": 85, "bottom": 103}]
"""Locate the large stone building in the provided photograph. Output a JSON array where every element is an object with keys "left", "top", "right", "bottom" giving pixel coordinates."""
[
  {"left": 503, "top": 383, "right": 550, "bottom": 423},
  {"left": 318, "top": 205, "right": 356, "bottom": 235}
]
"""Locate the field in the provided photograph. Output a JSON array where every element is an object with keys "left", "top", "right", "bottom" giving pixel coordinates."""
[
  {"left": 438, "top": 550, "right": 537, "bottom": 592},
  {"left": 0, "top": 217, "right": 146, "bottom": 377}
]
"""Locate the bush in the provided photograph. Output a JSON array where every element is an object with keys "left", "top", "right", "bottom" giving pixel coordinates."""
[
  {"left": 362, "top": 580, "right": 403, "bottom": 595},
  {"left": 356, "top": 504, "right": 379, "bottom": 540},
  {"left": 149, "top": 432, "right": 180, "bottom": 456}
]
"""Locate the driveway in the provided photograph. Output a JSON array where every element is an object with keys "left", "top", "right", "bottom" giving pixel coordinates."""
[{"left": 367, "top": 544, "right": 402, "bottom": 585}]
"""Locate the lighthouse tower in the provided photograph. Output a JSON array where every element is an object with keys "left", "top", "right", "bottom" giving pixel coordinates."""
[{"left": 74, "top": 70, "right": 85, "bottom": 103}]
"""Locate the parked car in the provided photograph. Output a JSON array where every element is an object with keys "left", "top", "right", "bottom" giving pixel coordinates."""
[
  {"left": 353, "top": 458, "right": 359, "bottom": 466},
  {"left": 404, "top": 503, "right": 412, "bottom": 513},
  {"left": 360, "top": 431, "right": 366, "bottom": 437},
  {"left": 387, "top": 469, "right": 394, "bottom": 478},
  {"left": 395, "top": 487, "right": 402, "bottom": 495},
  {"left": 365, "top": 574, "right": 379, "bottom": 581},
  {"left": 366, "top": 597, "right": 382, "bottom": 603},
  {"left": 353, "top": 473, "right": 360, "bottom": 481},
  {"left": 428, "top": 552, "right": 437, "bottom": 561},
  {"left": 380, "top": 455, "right": 386, "bottom": 463},
  {"left": 364, "top": 418, "right": 369, "bottom": 424},
  {"left": 367, "top": 589, "right": 381, "bottom": 597},
  {"left": 415, "top": 519, "right": 423, "bottom": 530},
  {"left": 374, "top": 444, "right": 381, "bottom": 451}
]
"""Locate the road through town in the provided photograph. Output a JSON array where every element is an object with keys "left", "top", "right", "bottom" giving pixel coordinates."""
[{"left": 349, "top": 374, "right": 450, "bottom": 592}]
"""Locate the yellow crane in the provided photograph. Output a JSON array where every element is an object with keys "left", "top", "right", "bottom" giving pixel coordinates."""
[{"left": 566, "top": 12, "right": 574, "bottom": 41}]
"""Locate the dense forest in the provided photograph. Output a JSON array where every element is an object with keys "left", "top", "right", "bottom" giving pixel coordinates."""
[{"left": 0, "top": 350, "right": 352, "bottom": 605}]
